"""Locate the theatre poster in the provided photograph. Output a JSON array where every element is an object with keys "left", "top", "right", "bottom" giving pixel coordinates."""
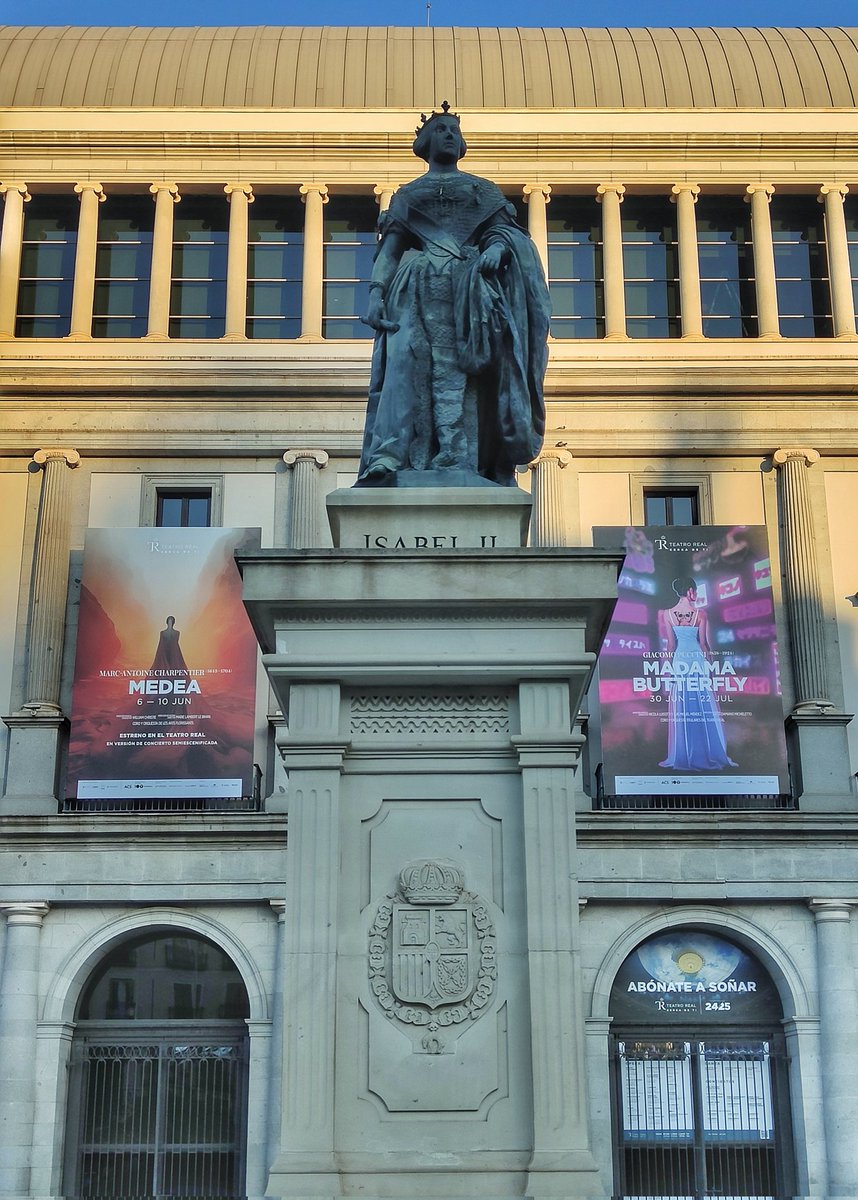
[
  {"left": 592, "top": 525, "right": 789, "bottom": 798},
  {"left": 66, "top": 527, "right": 260, "bottom": 801}
]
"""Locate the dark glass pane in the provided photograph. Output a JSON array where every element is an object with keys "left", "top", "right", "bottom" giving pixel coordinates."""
[
  {"left": 93, "top": 280, "right": 150, "bottom": 318},
  {"left": 322, "top": 317, "right": 373, "bottom": 340},
  {"left": 97, "top": 194, "right": 153, "bottom": 241},
  {"left": 186, "top": 496, "right": 210, "bottom": 527},
  {"left": 17, "top": 279, "right": 73, "bottom": 316},
  {"left": 78, "top": 932, "right": 248, "bottom": 1020},
  {"left": 247, "top": 281, "right": 302, "bottom": 319},
  {"left": 246, "top": 316, "right": 302, "bottom": 340},
  {"left": 172, "top": 195, "right": 229, "bottom": 242},
  {"left": 15, "top": 315, "right": 70, "bottom": 337},
  {"left": 698, "top": 242, "right": 742, "bottom": 277},
  {"left": 324, "top": 243, "right": 376, "bottom": 280},
  {"left": 92, "top": 316, "right": 148, "bottom": 338},
  {"left": 548, "top": 243, "right": 598, "bottom": 278},
  {"left": 776, "top": 278, "right": 816, "bottom": 316},
  {"left": 172, "top": 243, "right": 228, "bottom": 279},
  {"left": 324, "top": 195, "right": 378, "bottom": 242},
  {"left": 623, "top": 243, "right": 676, "bottom": 279},
  {"left": 701, "top": 279, "right": 742, "bottom": 319},
  {"left": 20, "top": 241, "right": 76, "bottom": 277},
  {"left": 248, "top": 194, "right": 304, "bottom": 242},
  {"left": 644, "top": 494, "right": 667, "bottom": 524},
  {"left": 95, "top": 243, "right": 151, "bottom": 279},
  {"left": 21, "top": 194, "right": 78, "bottom": 241},
  {"left": 248, "top": 243, "right": 303, "bottom": 278},
  {"left": 549, "top": 281, "right": 598, "bottom": 319},
  {"left": 549, "top": 316, "right": 602, "bottom": 338},
  {"left": 323, "top": 280, "right": 371, "bottom": 318},
  {"left": 171, "top": 281, "right": 225, "bottom": 320},
  {"left": 157, "top": 495, "right": 184, "bottom": 526},
  {"left": 625, "top": 280, "right": 673, "bottom": 318}
]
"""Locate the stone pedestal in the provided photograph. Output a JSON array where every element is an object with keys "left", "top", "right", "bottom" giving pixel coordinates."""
[{"left": 239, "top": 488, "right": 620, "bottom": 1200}]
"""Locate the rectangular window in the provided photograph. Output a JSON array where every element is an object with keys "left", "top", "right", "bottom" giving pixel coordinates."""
[
  {"left": 247, "top": 194, "right": 304, "bottom": 339},
  {"left": 15, "top": 194, "right": 78, "bottom": 337},
  {"left": 622, "top": 196, "right": 681, "bottom": 339},
  {"left": 155, "top": 490, "right": 212, "bottom": 528},
  {"left": 771, "top": 195, "right": 832, "bottom": 337},
  {"left": 323, "top": 196, "right": 376, "bottom": 339},
  {"left": 696, "top": 194, "right": 758, "bottom": 338},
  {"left": 643, "top": 488, "right": 699, "bottom": 526},
  {"left": 170, "top": 196, "right": 228, "bottom": 339},
  {"left": 92, "top": 194, "right": 153, "bottom": 338},
  {"left": 547, "top": 195, "right": 605, "bottom": 339}
]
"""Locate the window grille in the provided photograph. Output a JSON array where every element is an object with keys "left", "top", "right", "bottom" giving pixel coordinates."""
[{"left": 613, "top": 1037, "right": 792, "bottom": 1199}]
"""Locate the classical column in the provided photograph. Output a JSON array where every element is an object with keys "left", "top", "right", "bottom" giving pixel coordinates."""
[
  {"left": 68, "top": 181, "right": 105, "bottom": 339},
  {"left": 298, "top": 184, "right": 328, "bottom": 341},
  {"left": 23, "top": 448, "right": 81, "bottom": 713},
  {"left": 282, "top": 449, "right": 329, "bottom": 548},
  {"left": 819, "top": 184, "right": 856, "bottom": 338},
  {"left": 0, "top": 902, "right": 50, "bottom": 1197},
  {"left": 772, "top": 448, "right": 830, "bottom": 709},
  {"left": 522, "top": 447, "right": 573, "bottom": 546},
  {"left": 0, "top": 182, "right": 30, "bottom": 338},
  {"left": 809, "top": 901, "right": 858, "bottom": 1195},
  {"left": 146, "top": 182, "right": 180, "bottom": 339},
  {"left": 224, "top": 183, "right": 254, "bottom": 340},
  {"left": 373, "top": 183, "right": 398, "bottom": 213},
  {"left": 671, "top": 183, "right": 703, "bottom": 338},
  {"left": 746, "top": 184, "right": 779, "bottom": 338},
  {"left": 515, "top": 681, "right": 602, "bottom": 1194},
  {"left": 523, "top": 184, "right": 551, "bottom": 277},
  {"left": 596, "top": 183, "right": 626, "bottom": 339}
]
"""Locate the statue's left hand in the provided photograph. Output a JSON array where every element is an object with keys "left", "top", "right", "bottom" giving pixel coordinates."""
[{"left": 477, "top": 242, "right": 508, "bottom": 277}]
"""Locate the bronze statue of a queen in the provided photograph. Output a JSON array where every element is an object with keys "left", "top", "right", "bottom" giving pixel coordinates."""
[{"left": 358, "top": 103, "right": 551, "bottom": 488}]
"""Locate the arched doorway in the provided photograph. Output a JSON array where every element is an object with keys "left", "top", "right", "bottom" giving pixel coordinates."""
[
  {"left": 609, "top": 928, "right": 795, "bottom": 1199},
  {"left": 63, "top": 930, "right": 250, "bottom": 1200}
]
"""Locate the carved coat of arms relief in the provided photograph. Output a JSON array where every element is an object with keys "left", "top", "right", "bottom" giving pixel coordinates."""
[{"left": 368, "top": 859, "right": 497, "bottom": 1054}]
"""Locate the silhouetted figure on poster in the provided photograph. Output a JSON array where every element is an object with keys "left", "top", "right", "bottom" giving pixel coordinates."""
[{"left": 150, "top": 615, "right": 189, "bottom": 674}]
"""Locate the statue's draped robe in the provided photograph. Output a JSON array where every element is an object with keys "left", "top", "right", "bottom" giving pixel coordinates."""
[{"left": 358, "top": 173, "right": 551, "bottom": 486}]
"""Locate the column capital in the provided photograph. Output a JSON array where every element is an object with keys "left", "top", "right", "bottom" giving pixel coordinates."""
[
  {"left": 149, "top": 181, "right": 180, "bottom": 202},
  {"left": 523, "top": 184, "right": 552, "bottom": 202},
  {"left": 0, "top": 182, "right": 31, "bottom": 202},
  {"left": 819, "top": 183, "right": 849, "bottom": 202},
  {"left": 283, "top": 449, "right": 329, "bottom": 468},
  {"left": 73, "top": 181, "right": 105, "bottom": 202},
  {"left": 671, "top": 183, "right": 700, "bottom": 201},
  {"left": 596, "top": 183, "right": 625, "bottom": 201},
  {"left": 0, "top": 901, "right": 50, "bottom": 925},
  {"left": 270, "top": 899, "right": 287, "bottom": 919},
  {"left": 225, "top": 182, "right": 255, "bottom": 203},
  {"left": 373, "top": 183, "right": 400, "bottom": 199},
  {"left": 745, "top": 183, "right": 775, "bottom": 202},
  {"left": 299, "top": 183, "right": 329, "bottom": 204},
  {"left": 519, "top": 446, "right": 572, "bottom": 472},
  {"left": 809, "top": 898, "right": 857, "bottom": 919},
  {"left": 773, "top": 447, "right": 820, "bottom": 468},
  {"left": 32, "top": 447, "right": 80, "bottom": 469}
]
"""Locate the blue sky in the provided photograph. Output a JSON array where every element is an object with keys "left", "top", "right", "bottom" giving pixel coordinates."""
[{"left": 2, "top": 0, "right": 858, "bottom": 28}]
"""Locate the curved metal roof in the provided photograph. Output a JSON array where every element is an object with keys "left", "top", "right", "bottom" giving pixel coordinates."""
[{"left": 1, "top": 26, "right": 857, "bottom": 109}]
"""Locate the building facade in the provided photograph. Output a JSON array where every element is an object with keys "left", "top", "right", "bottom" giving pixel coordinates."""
[{"left": 1, "top": 24, "right": 858, "bottom": 1199}]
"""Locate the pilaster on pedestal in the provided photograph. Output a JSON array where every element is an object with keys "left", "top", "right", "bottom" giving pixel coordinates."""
[{"left": 240, "top": 489, "right": 619, "bottom": 1199}]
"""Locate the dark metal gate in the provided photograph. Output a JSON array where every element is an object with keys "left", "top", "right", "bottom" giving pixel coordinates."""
[
  {"left": 612, "top": 1036, "right": 792, "bottom": 1199},
  {"left": 66, "top": 1033, "right": 249, "bottom": 1199}
]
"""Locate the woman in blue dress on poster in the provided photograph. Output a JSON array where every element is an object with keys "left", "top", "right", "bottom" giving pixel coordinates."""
[{"left": 657, "top": 577, "right": 737, "bottom": 771}]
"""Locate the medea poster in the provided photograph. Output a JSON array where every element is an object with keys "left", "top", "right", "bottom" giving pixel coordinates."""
[
  {"left": 593, "top": 525, "right": 789, "bottom": 798},
  {"left": 67, "top": 528, "right": 260, "bottom": 801}
]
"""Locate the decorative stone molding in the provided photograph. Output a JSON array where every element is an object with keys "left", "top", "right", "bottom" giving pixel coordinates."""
[
  {"left": 0, "top": 902, "right": 50, "bottom": 925},
  {"left": 350, "top": 690, "right": 509, "bottom": 735},
  {"left": 0, "top": 181, "right": 31, "bottom": 202},
  {"left": 368, "top": 860, "right": 497, "bottom": 1053},
  {"left": 373, "top": 184, "right": 400, "bottom": 212}
]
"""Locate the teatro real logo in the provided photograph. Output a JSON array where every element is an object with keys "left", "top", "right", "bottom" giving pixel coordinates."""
[{"left": 368, "top": 859, "right": 497, "bottom": 1053}]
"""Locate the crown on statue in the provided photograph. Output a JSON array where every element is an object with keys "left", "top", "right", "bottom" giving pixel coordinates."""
[
  {"left": 399, "top": 859, "right": 464, "bottom": 905},
  {"left": 415, "top": 100, "right": 459, "bottom": 134}
]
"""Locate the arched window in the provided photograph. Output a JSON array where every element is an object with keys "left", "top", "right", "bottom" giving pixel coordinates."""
[
  {"left": 64, "top": 931, "right": 250, "bottom": 1200},
  {"left": 609, "top": 929, "right": 795, "bottom": 1200}
]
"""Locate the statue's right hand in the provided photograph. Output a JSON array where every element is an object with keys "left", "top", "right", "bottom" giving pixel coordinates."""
[{"left": 362, "top": 291, "right": 399, "bottom": 333}]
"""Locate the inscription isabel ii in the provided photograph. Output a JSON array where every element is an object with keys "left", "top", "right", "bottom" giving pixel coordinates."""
[{"left": 368, "top": 859, "right": 497, "bottom": 1053}]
